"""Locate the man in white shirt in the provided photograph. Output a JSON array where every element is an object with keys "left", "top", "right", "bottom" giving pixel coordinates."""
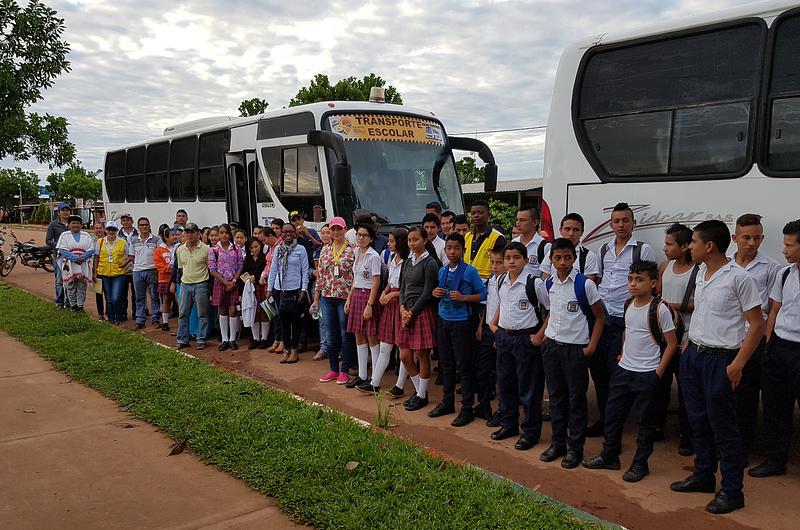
[
  {"left": 728, "top": 213, "right": 782, "bottom": 458},
  {"left": 513, "top": 205, "right": 549, "bottom": 278},
  {"left": 670, "top": 220, "right": 764, "bottom": 515},
  {"left": 589, "top": 202, "right": 657, "bottom": 437},
  {"left": 128, "top": 217, "right": 161, "bottom": 329},
  {"left": 749, "top": 219, "right": 800, "bottom": 479},
  {"left": 540, "top": 213, "right": 600, "bottom": 282}
]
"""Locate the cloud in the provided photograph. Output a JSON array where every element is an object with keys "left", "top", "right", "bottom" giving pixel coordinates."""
[{"left": 6, "top": 0, "right": 762, "bottom": 185}]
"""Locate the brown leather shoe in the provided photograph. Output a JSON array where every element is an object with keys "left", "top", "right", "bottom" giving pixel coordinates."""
[
  {"left": 286, "top": 349, "right": 299, "bottom": 364},
  {"left": 280, "top": 351, "right": 290, "bottom": 364}
]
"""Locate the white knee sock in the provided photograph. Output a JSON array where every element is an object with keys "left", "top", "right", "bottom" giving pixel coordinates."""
[
  {"left": 396, "top": 362, "right": 408, "bottom": 389},
  {"left": 418, "top": 377, "right": 429, "bottom": 399},
  {"left": 260, "top": 321, "right": 271, "bottom": 340},
  {"left": 161, "top": 312, "right": 169, "bottom": 324},
  {"left": 251, "top": 322, "right": 261, "bottom": 341},
  {"left": 410, "top": 374, "right": 420, "bottom": 393},
  {"left": 229, "top": 316, "right": 240, "bottom": 341},
  {"left": 371, "top": 342, "right": 393, "bottom": 387},
  {"left": 357, "top": 343, "right": 369, "bottom": 380},
  {"left": 219, "top": 316, "right": 230, "bottom": 342}
]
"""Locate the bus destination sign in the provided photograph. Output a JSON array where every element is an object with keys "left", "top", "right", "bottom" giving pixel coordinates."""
[{"left": 329, "top": 114, "right": 444, "bottom": 145}]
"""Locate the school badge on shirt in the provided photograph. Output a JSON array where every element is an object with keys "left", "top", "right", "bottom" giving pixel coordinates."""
[
  {"left": 528, "top": 256, "right": 539, "bottom": 266},
  {"left": 518, "top": 299, "right": 529, "bottom": 310},
  {"left": 567, "top": 300, "right": 579, "bottom": 313},
  {"left": 361, "top": 268, "right": 370, "bottom": 279}
]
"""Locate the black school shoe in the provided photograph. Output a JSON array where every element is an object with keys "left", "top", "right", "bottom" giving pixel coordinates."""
[
  {"left": 748, "top": 458, "right": 787, "bottom": 478},
  {"left": 161, "top": 323, "right": 169, "bottom": 332},
  {"left": 229, "top": 341, "right": 239, "bottom": 351},
  {"left": 388, "top": 385, "right": 405, "bottom": 399},
  {"left": 404, "top": 394, "right": 428, "bottom": 411},
  {"left": 486, "top": 410, "right": 503, "bottom": 428},
  {"left": 669, "top": 474, "right": 716, "bottom": 493},
  {"left": 257, "top": 340, "right": 270, "bottom": 350},
  {"left": 706, "top": 492, "right": 744, "bottom": 515},
  {"left": 514, "top": 435, "right": 538, "bottom": 451},
  {"left": 490, "top": 426, "right": 519, "bottom": 441},
  {"left": 248, "top": 341, "right": 259, "bottom": 350},
  {"left": 540, "top": 446, "right": 568, "bottom": 463},
  {"left": 428, "top": 402, "right": 455, "bottom": 418},
  {"left": 218, "top": 341, "right": 230, "bottom": 351},
  {"left": 582, "top": 455, "right": 621, "bottom": 470},
  {"left": 346, "top": 376, "right": 367, "bottom": 389},
  {"left": 356, "top": 381, "right": 380, "bottom": 394},
  {"left": 561, "top": 451, "right": 583, "bottom": 469},
  {"left": 623, "top": 462, "right": 650, "bottom": 483},
  {"left": 451, "top": 409, "right": 475, "bottom": 427}
]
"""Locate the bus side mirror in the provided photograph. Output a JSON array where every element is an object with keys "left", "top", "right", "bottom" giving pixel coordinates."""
[
  {"left": 484, "top": 164, "right": 498, "bottom": 192},
  {"left": 333, "top": 164, "right": 353, "bottom": 197},
  {"left": 308, "top": 130, "right": 353, "bottom": 198}
]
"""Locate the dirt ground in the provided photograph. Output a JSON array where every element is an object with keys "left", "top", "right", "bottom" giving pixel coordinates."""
[{"left": 4, "top": 225, "right": 799, "bottom": 530}]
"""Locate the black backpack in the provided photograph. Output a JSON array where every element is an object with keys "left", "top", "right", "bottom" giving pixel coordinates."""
[
  {"left": 599, "top": 241, "right": 644, "bottom": 278},
  {"left": 624, "top": 295, "right": 684, "bottom": 353},
  {"left": 497, "top": 272, "right": 543, "bottom": 332}
]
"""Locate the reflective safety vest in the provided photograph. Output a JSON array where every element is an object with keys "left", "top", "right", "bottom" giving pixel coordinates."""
[
  {"left": 96, "top": 238, "right": 128, "bottom": 277},
  {"left": 465, "top": 229, "right": 502, "bottom": 279}
]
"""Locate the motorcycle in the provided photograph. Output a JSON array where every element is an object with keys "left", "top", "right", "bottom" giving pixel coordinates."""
[{"left": 0, "top": 230, "right": 55, "bottom": 276}]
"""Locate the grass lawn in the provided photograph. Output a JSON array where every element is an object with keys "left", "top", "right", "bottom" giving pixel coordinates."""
[{"left": 0, "top": 284, "right": 610, "bottom": 530}]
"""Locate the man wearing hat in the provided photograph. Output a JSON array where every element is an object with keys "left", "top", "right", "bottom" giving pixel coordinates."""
[
  {"left": 118, "top": 213, "right": 138, "bottom": 321},
  {"left": 55, "top": 215, "right": 95, "bottom": 312},
  {"left": 46, "top": 204, "right": 72, "bottom": 308},
  {"left": 172, "top": 223, "right": 211, "bottom": 350}
]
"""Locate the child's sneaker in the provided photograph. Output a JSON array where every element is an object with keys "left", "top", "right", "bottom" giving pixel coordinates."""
[
  {"left": 320, "top": 371, "right": 339, "bottom": 383},
  {"left": 336, "top": 372, "right": 350, "bottom": 385}
]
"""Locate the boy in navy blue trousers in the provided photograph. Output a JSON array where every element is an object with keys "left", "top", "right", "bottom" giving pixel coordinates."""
[
  {"left": 670, "top": 220, "right": 764, "bottom": 515},
  {"left": 430, "top": 233, "right": 487, "bottom": 426}
]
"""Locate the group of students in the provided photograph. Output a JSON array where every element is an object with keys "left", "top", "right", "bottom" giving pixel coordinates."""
[{"left": 45, "top": 199, "right": 800, "bottom": 515}]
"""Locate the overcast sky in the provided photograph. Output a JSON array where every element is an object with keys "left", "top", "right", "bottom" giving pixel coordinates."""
[{"left": 6, "top": 0, "right": 754, "bottom": 183}]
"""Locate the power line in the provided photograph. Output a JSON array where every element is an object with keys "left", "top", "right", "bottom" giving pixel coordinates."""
[{"left": 451, "top": 125, "right": 547, "bottom": 135}]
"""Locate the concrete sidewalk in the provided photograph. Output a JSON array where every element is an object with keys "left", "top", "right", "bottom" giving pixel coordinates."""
[{"left": 0, "top": 332, "right": 307, "bottom": 530}]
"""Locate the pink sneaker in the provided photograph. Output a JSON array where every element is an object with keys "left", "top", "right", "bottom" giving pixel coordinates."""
[
  {"left": 336, "top": 372, "right": 349, "bottom": 385},
  {"left": 319, "top": 371, "right": 339, "bottom": 383}
]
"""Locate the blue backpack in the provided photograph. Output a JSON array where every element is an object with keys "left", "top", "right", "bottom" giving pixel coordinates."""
[{"left": 545, "top": 273, "right": 598, "bottom": 333}]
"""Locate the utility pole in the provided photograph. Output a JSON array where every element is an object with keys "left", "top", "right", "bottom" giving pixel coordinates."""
[{"left": 18, "top": 183, "right": 23, "bottom": 224}]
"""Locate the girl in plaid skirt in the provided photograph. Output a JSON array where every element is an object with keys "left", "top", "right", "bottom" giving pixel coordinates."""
[
  {"left": 358, "top": 227, "right": 410, "bottom": 395},
  {"left": 210, "top": 224, "right": 244, "bottom": 351},
  {"left": 241, "top": 237, "right": 270, "bottom": 350},
  {"left": 399, "top": 226, "right": 442, "bottom": 412},
  {"left": 345, "top": 222, "right": 385, "bottom": 389}
]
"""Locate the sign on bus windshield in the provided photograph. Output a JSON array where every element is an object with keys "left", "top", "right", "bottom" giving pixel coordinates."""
[{"left": 329, "top": 114, "right": 444, "bottom": 145}]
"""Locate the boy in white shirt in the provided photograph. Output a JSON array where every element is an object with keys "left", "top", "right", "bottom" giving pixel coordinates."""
[
  {"left": 729, "top": 213, "right": 781, "bottom": 457},
  {"left": 670, "top": 220, "right": 764, "bottom": 515},
  {"left": 749, "top": 219, "right": 800, "bottom": 478},
  {"left": 537, "top": 239, "right": 606, "bottom": 469},
  {"left": 513, "top": 205, "right": 549, "bottom": 278},
  {"left": 540, "top": 213, "right": 600, "bottom": 282},
  {"left": 583, "top": 260, "right": 677, "bottom": 482},
  {"left": 423, "top": 213, "right": 446, "bottom": 264}
]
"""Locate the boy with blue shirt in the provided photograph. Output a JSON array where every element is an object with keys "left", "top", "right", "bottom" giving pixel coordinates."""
[{"left": 430, "top": 233, "right": 487, "bottom": 427}]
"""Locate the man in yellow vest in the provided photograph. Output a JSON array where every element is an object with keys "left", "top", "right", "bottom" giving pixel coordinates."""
[{"left": 465, "top": 200, "right": 507, "bottom": 279}]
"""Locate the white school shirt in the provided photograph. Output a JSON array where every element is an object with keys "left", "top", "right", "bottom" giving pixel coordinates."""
[
  {"left": 598, "top": 238, "right": 657, "bottom": 317},
  {"left": 513, "top": 233, "right": 550, "bottom": 278},
  {"left": 431, "top": 236, "right": 446, "bottom": 264},
  {"left": 619, "top": 300, "right": 675, "bottom": 372},
  {"left": 770, "top": 264, "right": 800, "bottom": 343},
  {"left": 538, "top": 270, "right": 601, "bottom": 345},
  {"left": 484, "top": 275, "right": 500, "bottom": 326},
  {"left": 540, "top": 246, "right": 600, "bottom": 278},
  {"left": 497, "top": 273, "right": 540, "bottom": 331},
  {"left": 352, "top": 246, "right": 382, "bottom": 289},
  {"left": 728, "top": 251, "right": 781, "bottom": 319},
  {"left": 387, "top": 254, "right": 403, "bottom": 288},
  {"left": 688, "top": 261, "right": 762, "bottom": 350}
]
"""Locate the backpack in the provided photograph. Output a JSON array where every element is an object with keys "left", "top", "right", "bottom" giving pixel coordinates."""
[
  {"left": 624, "top": 295, "right": 684, "bottom": 353},
  {"left": 536, "top": 240, "right": 547, "bottom": 266},
  {"left": 545, "top": 273, "right": 600, "bottom": 334},
  {"left": 497, "top": 272, "right": 543, "bottom": 332},
  {"left": 679, "top": 263, "right": 701, "bottom": 314},
  {"left": 439, "top": 261, "right": 473, "bottom": 316},
  {"left": 599, "top": 241, "right": 644, "bottom": 278},
  {"left": 382, "top": 247, "right": 392, "bottom": 265},
  {"left": 577, "top": 246, "right": 588, "bottom": 275},
  {"left": 781, "top": 267, "right": 791, "bottom": 288}
]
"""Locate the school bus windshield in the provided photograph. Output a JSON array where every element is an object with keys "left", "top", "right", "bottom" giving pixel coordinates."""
[{"left": 326, "top": 113, "right": 464, "bottom": 225}]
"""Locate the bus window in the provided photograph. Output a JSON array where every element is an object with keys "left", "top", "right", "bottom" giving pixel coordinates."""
[
  {"left": 766, "top": 12, "right": 800, "bottom": 174},
  {"left": 125, "top": 146, "right": 145, "bottom": 203},
  {"left": 170, "top": 136, "right": 197, "bottom": 201},
  {"left": 577, "top": 22, "right": 764, "bottom": 180},
  {"left": 280, "top": 146, "right": 323, "bottom": 218},
  {"left": 105, "top": 150, "right": 126, "bottom": 203},
  {"left": 251, "top": 161, "right": 272, "bottom": 204},
  {"left": 197, "top": 131, "right": 229, "bottom": 201},
  {"left": 145, "top": 142, "right": 169, "bottom": 202}
]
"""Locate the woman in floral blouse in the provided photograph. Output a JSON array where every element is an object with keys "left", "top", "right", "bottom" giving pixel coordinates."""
[
  {"left": 210, "top": 223, "right": 244, "bottom": 351},
  {"left": 313, "top": 216, "right": 356, "bottom": 384}
]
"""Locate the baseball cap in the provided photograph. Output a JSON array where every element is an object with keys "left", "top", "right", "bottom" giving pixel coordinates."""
[
  {"left": 329, "top": 217, "right": 347, "bottom": 229},
  {"left": 184, "top": 222, "right": 200, "bottom": 232},
  {"left": 120, "top": 213, "right": 133, "bottom": 220},
  {"left": 105, "top": 221, "right": 119, "bottom": 231},
  {"left": 57, "top": 203, "right": 71, "bottom": 211}
]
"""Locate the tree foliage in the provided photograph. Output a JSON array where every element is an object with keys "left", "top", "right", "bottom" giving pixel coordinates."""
[
  {"left": 0, "top": 167, "right": 39, "bottom": 209},
  {"left": 456, "top": 156, "right": 486, "bottom": 184},
  {"left": 1, "top": 0, "right": 75, "bottom": 167},
  {"left": 46, "top": 164, "right": 102, "bottom": 201},
  {"left": 489, "top": 199, "right": 518, "bottom": 234},
  {"left": 238, "top": 97, "right": 269, "bottom": 117},
  {"left": 289, "top": 73, "right": 402, "bottom": 107}
]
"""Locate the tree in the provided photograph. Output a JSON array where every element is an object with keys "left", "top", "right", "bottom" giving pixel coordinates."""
[
  {"left": 1, "top": 0, "right": 75, "bottom": 167},
  {"left": 289, "top": 73, "right": 402, "bottom": 107},
  {"left": 489, "top": 199, "right": 517, "bottom": 234},
  {"left": 47, "top": 164, "right": 102, "bottom": 201},
  {"left": 238, "top": 97, "right": 269, "bottom": 117},
  {"left": 456, "top": 156, "right": 485, "bottom": 184},
  {"left": 0, "top": 167, "right": 39, "bottom": 210}
]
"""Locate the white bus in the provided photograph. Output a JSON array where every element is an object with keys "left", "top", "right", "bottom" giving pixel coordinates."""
[
  {"left": 103, "top": 99, "right": 498, "bottom": 233},
  {"left": 542, "top": 0, "right": 800, "bottom": 260}
]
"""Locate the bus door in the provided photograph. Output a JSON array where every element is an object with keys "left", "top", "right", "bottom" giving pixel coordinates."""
[{"left": 224, "top": 153, "right": 256, "bottom": 234}]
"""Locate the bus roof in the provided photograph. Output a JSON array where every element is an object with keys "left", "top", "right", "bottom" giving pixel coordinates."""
[
  {"left": 565, "top": 0, "right": 797, "bottom": 51},
  {"left": 107, "top": 101, "right": 440, "bottom": 153}
]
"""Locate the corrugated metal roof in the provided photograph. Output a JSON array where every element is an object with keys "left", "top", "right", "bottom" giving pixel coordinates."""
[{"left": 461, "top": 177, "right": 543, "bottom": 194}]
